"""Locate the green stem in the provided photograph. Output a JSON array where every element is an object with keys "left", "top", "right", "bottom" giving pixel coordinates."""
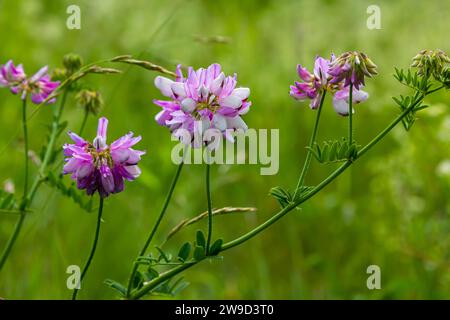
[
  {"left": 0, "top": 91, "right": 68, "bottom": 272},
  {"left": 349, "top": 83, "right": 353, "bottom": 143},
  {"left": 22, "top": 99, "right": 29, "bottom": 197},
  {"left": 126, "top": 162, "right": 184, "bottom": 297},
  {"left": 72, "top": 197, "right": 104, "bottom": 300},
  {"left": 0, "top": 100, "right": 28, "bottom": 271},
  {"left": 129, "top": 88, "right": 441, "bottom": 299},
  {"left": 78, "top": 108, "right": 89, "bottom": 136},
  {"left": 205, "top": 162, "right": 213, "bottom": 254},
  {"left": 293, "top": 92, "right": 326, "bottom": 199},
  {"left": 357, "top": 94, "right": 424, "bottom": 158},
  {"left": 0, "top": 212, "right": 25, "bottom": 270},
  {"left": 130, "top": 261, "right": 197, "bottom": 300}
]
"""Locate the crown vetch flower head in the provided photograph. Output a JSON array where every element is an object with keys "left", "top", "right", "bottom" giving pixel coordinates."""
[
  {"left": 290, "top": 55, "right": 335, "bottom": 109},
  {"left": 153, "top": 63, "right": 251, "bottom": 145},
  {"left": 63, "top": 117, "right": 145, "bottom": 198},
  {"left": 329, "top": 51, "right": 377, "bottom": 90},
  {"left": 0, "top": 60, "right": 60, "bottom": 104},
  {"left": 411, "top": 49, "right": 450, "bottom": 79},
  {"left": 290, "top": 54, "right": 369, "bottom": 116}
]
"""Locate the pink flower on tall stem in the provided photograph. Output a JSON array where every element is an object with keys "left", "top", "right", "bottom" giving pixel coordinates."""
[
  {"left": 0, "top": 60, "right": 60, "bottom": 104},
  {"left": 153, "top": 63, "right": 251, "bottom": 145},
  {"left": 63, "top": 117, "right": 145, "bottom": 198},
  {"left": 290, "top": 54, "right": 371, "bottom": 116}
]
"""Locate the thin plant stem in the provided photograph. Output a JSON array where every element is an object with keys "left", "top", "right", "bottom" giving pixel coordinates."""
[
  {"left": 349, "top": 83, "right": 353, "bottom": 143},
  {"left": 293, "top": 92, "right": 326, "bottom": 199},
  {"left": 78, "top": 108, "right": 89, "bottom": 136},
  {"left": 0, "top": 100, "right": 28, "bottom": 271},
  {"left": 72, "top": 197, "right": 104, "bottom": 300},
  {"left": 22, "top": 99, "right": 29, "bottom": 197},
  {"left": 205, "top": 161, "right": 213, "bottom": 254},
  {"left": 126, "top": 161, "right": 184, "bottom": 297},
  {"left": 0, "top": 91, "right": 68, "bottom": 272}
]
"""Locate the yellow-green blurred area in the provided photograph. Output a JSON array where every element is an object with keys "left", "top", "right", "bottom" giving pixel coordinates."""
[{"left": 1, "top": 0, "right": 450, "bottom": 299}]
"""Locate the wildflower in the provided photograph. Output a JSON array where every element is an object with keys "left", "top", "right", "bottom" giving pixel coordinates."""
[
  {"left": 63, "top": 117, "right": 145, "bottom": 198},
  {"left": 0, "top": 60, "right": 60, "bottom": 104},
  {"left": 328, "top": 51, "right": 377, "bottom": 90},
  {"left": 290, "top": 54, "right": 369, "bottom": 116},
  {"left": 411, "top": 49, "right": 450, "bottom": 79},
  {"left": 290, "top": 55, "right": 334, "bottom": 109},
  {"left": 153, "top": 63, "right": 251, "bottom": 144},
  {"left": 0, "top": 60, "right": 26, "bottom": 92},
  {"left": 332, "top": 86, "right": 369, "bottom": 116}
]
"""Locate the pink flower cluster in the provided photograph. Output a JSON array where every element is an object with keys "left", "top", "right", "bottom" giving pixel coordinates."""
[
  {"left": 63, "top": 117, "right": 145, "bottom": 198},
  {"left": 290, "top": 54, "right": 370, "bottom": 116},
  {"left": 0, "top": 60, "right": 60, "bottom": 104},
  {"left": 153, "top": 63, "right": 251, "bottom": 145}
]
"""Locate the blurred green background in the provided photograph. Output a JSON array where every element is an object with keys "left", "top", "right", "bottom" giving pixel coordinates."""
[{"left": 1, "top": 0, "right": 449, "bottom": 299}]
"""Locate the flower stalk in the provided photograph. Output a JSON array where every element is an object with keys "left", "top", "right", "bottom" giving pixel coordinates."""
[{"left": 72, "top": 197, "right": 104, "bottom": 300}]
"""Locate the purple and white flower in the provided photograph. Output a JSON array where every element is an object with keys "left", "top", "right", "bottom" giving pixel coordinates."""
[
  {"left": 63, "top": 117, "right": 145, "bottom": 198},
  {"left": 328, "top": 51, "right": 378, "bottom": 90},
  {"left": 0, "top": 60, "right": 60, "bottom": 104},
  {"left": 290, "top": 54, "right": 371, "bottom": 116},
  {"left": 153, "top": 63, "right": 251, "bottom": 145}
]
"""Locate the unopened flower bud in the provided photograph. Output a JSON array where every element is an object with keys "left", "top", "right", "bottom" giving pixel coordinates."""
[
  {"left": 411, "top": 49, "right": 450, "bottom": 78},
  {"left": 76, "top": 89, "right": 103, "bottom": 115},
  {"left": 63, "top": 53, "right": 83, "bottom": 75},
  {"left": 51, "top": 67, "right": 68, "bottom": 81},
  {"left": 329, "top": 51, "right": 378, "bottom": 90}
]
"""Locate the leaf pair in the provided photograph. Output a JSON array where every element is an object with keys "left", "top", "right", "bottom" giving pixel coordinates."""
[
  {"left": 270, "top": 185, "right": 314, "bottom": 208},
  {"left": 193, "top": 230, "right": 223, "bottom": 260},
  {"left": 394, "top": 68, "right": 432, "bottom": 92},
  {"left": 308, "top": 138, "right": 359, "bottom": 164},
  {"left": 392, "top": 92, "right": 428, "bottom": 131}
]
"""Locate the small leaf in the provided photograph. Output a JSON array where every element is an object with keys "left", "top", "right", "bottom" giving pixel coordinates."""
[
  {"left": 177, "top": 242, "right": 191, "bottom": 261},
  {"left": 269, "top": 186, "right": 292, "bottom": 208},
  {"left": 132, "top": 271, "right": 144, "bottom": 290},
  {"left": 104, "top": 279, "right": 127, "bottom": 296},
  {"left": 196, "top": 230, "right": 206, "bottom": 249},
  {"left": 209, "top": 239, "right": 223, "bottom": 256},
  {"left": 193, "top": 245, "right": 206, "bottom": 261},
  {"left": 144, "top": 267, "right": 159, "bottom": 281}
]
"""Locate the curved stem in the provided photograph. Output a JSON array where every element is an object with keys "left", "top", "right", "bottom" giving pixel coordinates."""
[
  {"left": 205, "top": 162, "right": 213, "bottom": 253},
  {"left": 348, "top": 83, "right": 353, "bottom": 143},
  {"left": 22, "top": 99, "right": 29, "bottom": 198},
  {"left": 72, "top": 197, "right": 104, "bottom": 300},
  {"left": 78, "top": 109, "right": 89, "bottom": 136},
  {"left": 293, "top": 92, "right": 326, "bottom": 199},
  {"left": 0, "top": 100, "right": 29, "bottom": 271},
  {"left": 357, "top": 93, "right": 424, "bottom": 157},
  {"left": 0, "top": 212, "right": 25, "bottom": 270},
  {"left": 126, "top": 162, "right": 184, "bottom": 297}
]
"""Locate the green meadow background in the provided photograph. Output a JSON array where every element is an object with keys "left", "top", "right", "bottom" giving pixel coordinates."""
[{"left": 1, "top": 0, "right": 449, "bottom": 299}]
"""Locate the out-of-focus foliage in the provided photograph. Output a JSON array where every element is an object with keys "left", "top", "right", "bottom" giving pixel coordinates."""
[{"left": 0, "top": 0, "right": 449, "bottom": 299}]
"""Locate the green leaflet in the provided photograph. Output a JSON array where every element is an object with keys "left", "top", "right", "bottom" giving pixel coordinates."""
[
  {"left": 394, "top": 68, "right": 432, "bottom": 92},
  {"left": 0, "top": 190, "right": 17, "bottom": 211},
  {"left": 269, "top": 185, "right": 314, "bottom": 208},
  {"left": 392, "top": 92, "right": 428, "bottom": 131},
  {"left": 307, "top": 138, "right": 359, "bottom": 164}
]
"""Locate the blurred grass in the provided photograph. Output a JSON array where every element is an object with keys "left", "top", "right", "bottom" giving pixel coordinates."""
[{"left": 0, "top": 0, "right": 449, "bottom": 299}]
